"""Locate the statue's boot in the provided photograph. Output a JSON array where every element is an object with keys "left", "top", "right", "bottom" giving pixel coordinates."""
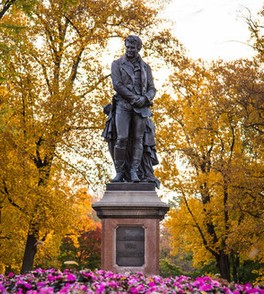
[
  {"left": 130, "top": 167, "right": 140, "bottom": 182},
  {"left": 130, "top": 148, "right": 143, "bottom": 182},
  {"left": 111, "top": 146, "right": 126, "bottom": 182}
]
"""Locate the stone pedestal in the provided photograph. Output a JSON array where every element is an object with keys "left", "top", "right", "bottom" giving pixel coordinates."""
[{"left": 92, "top": 182, "right": 170, "bottom": 275}]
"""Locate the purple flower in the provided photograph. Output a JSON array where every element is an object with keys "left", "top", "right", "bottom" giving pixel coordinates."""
[
  {"left": 0, "top": 284, "right": 7, "bottom": 294},
  {"left": 78, "top": 284, "right": 88, "bottom": 291},
  {"left": 66, "top": 273, "right": 76, "bottom": 282},
  {"left": 222, "top": 287, "right": 233, "bottom": 294},
  {"left": 95, "top": 281, "right": 106, "bottom": 293},
  {"left": 81, "top": 270, "right": 98, "bottom": 281},
  {"left": 7, "top": 272, "right": 15, "bottom": 278},
  {"left": 199, "top": 283, "right": 213, "bottom": 291},
  {"left": 148, "top": 281, "right": 156, "bottom": 287},
  {"left": 47, "top": 274, "right": 56, "bottom": 282},
  {"left": 59, "top": 283, "right": 72, "bottom": 293},
  {"left": 107, "top": 279, "right": 118, "bottom": 288},
  {"left": 39, "top": 286, "right": 54, "bottom": 294},
  {"left": 37, "top": 281, "right": 48, "bottom": 288},
  {"left": 129, "top": 286, "right": 138, "bottom": 294},
  {"left": 246, "top": 289, "right": 263, "bottom": 294},
  {"left": 16, "top": 279, "right": 32, "bottom": 290},
  {"left": 0, "top": 267, "right": 263, "bottom": 293},
  {"left": 136, "top": 284, "right": 146, "bottom": 292},
  {"left": 128, "top": 277, "right": 140, "bottom": 285}
]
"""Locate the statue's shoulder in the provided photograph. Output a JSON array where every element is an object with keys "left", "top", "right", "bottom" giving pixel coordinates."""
[
  {"left": 140, "top": 57, "right": 151, "bottom": 69},
  {"left": 112, "top": 56, "right": 125, "bottom": 65}
]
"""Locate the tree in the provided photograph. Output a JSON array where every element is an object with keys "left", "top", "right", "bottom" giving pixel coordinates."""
[
  {"left": 0, "top": 0, "right": 175, "bottom": 273},
  {"left": 245, "top": 5, "right": 264, "bottom": 62},
  {"left": 0, "top": 0, "right": 37, "bottom": 20},
  {"left": 59, "top": 224, "right": 101, "bottom": 271},
  {"left": 156, "top": 55, "right": 264, "bottom": 281},
  {"left": 32, "top": 188, "right": 100, "bottom": 270}
]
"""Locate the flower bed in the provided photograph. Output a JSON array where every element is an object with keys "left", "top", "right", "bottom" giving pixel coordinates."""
[{"left": 0, "top": 269, "right": 263, "bottom": 293}]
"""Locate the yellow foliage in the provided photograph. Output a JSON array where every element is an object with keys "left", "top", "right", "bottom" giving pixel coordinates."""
[
  {"left": 1, "top": 0, "right": 173, "bottom": 273},
  {"left": 166, "top": 200, "right": 214, "bottom": 267},
  {"left": 253, "top": 268, "right": 264, "bottom": 285},
  {"left": 160, "top": 56, "right": 264, "bottom": 280}
]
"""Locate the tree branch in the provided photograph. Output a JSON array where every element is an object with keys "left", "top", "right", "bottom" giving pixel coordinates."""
[
  {"left": 179, "top": 183, "right": 218, "bottom": 257},
  {"left": 80, "top": 74, "right": 111, "bottom": 97},
  {"left": 0, "top": 0, "right": 17, "bottom": 20},
  {"left": 2, "top": 180, "right": 27, "bottom": 214}
]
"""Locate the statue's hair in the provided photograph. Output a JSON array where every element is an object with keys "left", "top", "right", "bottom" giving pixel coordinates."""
[{"left": 125, "top": 35, "right": 142, "bottom": 51}]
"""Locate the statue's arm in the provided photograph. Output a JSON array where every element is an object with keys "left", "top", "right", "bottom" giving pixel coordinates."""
[
  {"left": 111, "top": 60, "right": 138, "bottom": 104},
  {"left": 144, "top": 65, "right": 156, "bottom": 104}
]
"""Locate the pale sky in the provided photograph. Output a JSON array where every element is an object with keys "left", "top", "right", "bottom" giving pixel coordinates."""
[{"left": 162, "top": 0, "right": 263, "bottom": 61}]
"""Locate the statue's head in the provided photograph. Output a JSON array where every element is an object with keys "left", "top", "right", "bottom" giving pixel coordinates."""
[
  {"left": 125, "top": 35, "right": 142, "bottom": 51},
  {"left": 125, "top": 35, "right": 142, "bottom": 59}
]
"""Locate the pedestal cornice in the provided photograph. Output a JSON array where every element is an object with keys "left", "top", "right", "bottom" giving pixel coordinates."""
[{"left": 92, "top": 183, "right": 170, "bottom": 219}]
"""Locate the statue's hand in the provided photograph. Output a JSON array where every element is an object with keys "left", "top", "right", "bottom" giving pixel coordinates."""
[{"left": 134, "top": 96, "right": 147, "bottom": 108}]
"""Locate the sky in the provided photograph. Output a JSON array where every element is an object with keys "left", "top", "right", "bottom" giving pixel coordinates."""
[{"left": 162, "top": 0, "right": 263, "bottom": 61}]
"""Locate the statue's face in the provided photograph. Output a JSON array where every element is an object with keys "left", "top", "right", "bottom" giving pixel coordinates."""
[{"left": 125, "top": 41, "right": 139, "bottom": 59}]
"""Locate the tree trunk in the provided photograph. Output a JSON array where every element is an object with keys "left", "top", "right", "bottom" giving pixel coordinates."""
[
  {"left": 216, "top": 250, "right": 231, "bottom": 281},
  {"left": 21, "top": 230, "right": 38, "bottom": 274},
  {"left": 231, "top": 251, "right": 240, "bottom": 283}
]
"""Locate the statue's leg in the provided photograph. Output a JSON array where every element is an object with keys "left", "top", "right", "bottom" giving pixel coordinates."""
[
  {"left": 111, "top": 142, "right": 127, "bottom": 182},
  {"left": 111, "top": 104, "right": 131, "bottom": 182},
  {"left": 130, "top": 114, "right": 146, "bottom": 182}
]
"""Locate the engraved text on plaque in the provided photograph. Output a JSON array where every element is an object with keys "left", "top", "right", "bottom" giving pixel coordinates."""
[{"left": 116, "top": 226, "right": 145, "bottom": 266}]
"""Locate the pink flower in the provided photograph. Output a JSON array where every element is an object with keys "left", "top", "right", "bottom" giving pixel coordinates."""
[
  {"left": 47, "top": 274, "right": 56, "bottom": 282},
  {"left": 7, "top": 272, "right": 15, "bottom": 278},
  {"left": 59, "top": 283, "right": 72, "bottom": 293},
  {"left": 0, "top": 267, "right": 263, "bottom": 293},
  {"left": 199, "top": 283, "right": 213, "bottom": 291},
  {"left": 39, "top": 287, "right": 54, "bottom": 294},
  {"left": 148, "top": 281, "right": 156, "bottom": 287},
  {"left": 95, "top": 281, "right": 106, "bottom": 293},
  {"left": 78, "top": 284, "right": 88, "bottom": 291},
  {"left": 66, "top": 273, "right": 76, "bottom": 282},
  {"left": 246, "top": 289, "right": 263, "bottom": 294},
  {"left": 81, "top": 270, "right": 98, "bottom": 281},
  {"left": 37, "top": 281, "right": 48, "bottom": 288},
  {"left": 129, "top": 286, "right": 138, "bottom": 294}
]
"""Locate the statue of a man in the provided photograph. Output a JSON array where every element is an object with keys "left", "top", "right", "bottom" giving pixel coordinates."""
[{"left": 106, "top": 35, "right": 158, "bottom": 184}]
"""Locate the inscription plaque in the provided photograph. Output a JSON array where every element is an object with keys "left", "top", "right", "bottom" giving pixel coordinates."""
[{"left": 116, "top": 226, "right": 145, "bottom": 266}]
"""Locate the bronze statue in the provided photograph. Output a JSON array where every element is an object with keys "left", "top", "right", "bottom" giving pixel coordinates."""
[{"left": 102, "top": 35, "right": 159, "bottom": 187}]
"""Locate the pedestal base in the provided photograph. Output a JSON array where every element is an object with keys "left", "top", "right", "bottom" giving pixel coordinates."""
[{"left": 92, "top": 183, "right": 170, "bottom": 275}]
